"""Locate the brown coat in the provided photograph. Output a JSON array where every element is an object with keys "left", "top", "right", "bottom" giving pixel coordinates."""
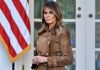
[{"left": 35, "top": 25, "right": 73, "bottom": 70}]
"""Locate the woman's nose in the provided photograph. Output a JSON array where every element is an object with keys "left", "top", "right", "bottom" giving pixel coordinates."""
[{"left": 46, "top": 13, "right": 50, "bottom": 17}]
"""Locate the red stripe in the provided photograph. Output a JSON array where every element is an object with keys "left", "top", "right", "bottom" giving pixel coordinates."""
[
  {"left": 12, "top": 0, "right": 30, "bottom": 33},
  {"left": 0, "top": 24, "right": 17, "bottom": 58},
  {"left": 0, "top": 1, "right": 28, "bottom": 49},
  {"left": 0, "top": 0, "right": 3, "bottom": 5}
]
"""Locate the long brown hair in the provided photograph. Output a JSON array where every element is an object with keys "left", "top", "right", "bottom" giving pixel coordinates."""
[{"left": 38, "top": 1, "right": 63, "bottom": 35}]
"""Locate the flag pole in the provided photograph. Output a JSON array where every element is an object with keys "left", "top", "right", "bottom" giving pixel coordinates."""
[{"left": 12, "top": 63, "right": 15, "bottom": 70}]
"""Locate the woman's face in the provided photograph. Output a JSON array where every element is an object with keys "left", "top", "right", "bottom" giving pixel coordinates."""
[{"left": 43, "top": 7, "right": 56, "bottom": 25}]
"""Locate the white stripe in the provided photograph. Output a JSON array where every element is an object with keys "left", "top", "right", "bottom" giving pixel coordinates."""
[
  {"left": 0, "top": 10, "right": 22, "bottom": 54},
  {"left": 20, "top": 0, "right": 29, "bottom": 17},
  {"left": 0, "top": 11, "right": 1, "bottom": 23},
  {"left": 4, "top": 0, "right": 31, "bottom": 45}
]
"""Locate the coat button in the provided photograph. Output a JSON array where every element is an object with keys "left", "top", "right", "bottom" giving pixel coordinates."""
[
  {"left": 48, "top": 41, "right": 50, "bottom": 44},
  {"left": 37, "top": 41, "right": 39, "bottom": 44},
  {"left": 44, "top": 63, "right": 47, "bottom": 67},
  {"left": 45, "top": 52, "right": 49, "bottom": 56}
]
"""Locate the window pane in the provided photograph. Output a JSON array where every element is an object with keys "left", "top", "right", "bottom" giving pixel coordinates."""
[
  {"left": 95, "top": 51, "right": 100, "bottom": 70},
  {"left": 34, "top": 22, "right": 42, "bottom": 47},
  {"left": 95, "top": 23, "right": 100, "bottom": 48},
  {"left": 34, "top": 0, "right": 76, "bottom": 19},
  {"left": 34, "top": 0, "right": 48, "bottom": 18},
  {"left": 57, "top": 0, "right": 76, "bottom": 19},
  {"left": 65, "top": 22, "right": 76, "bottom": 48},
  {"left": 96, "top": 0, "right": 100, "bottom": 19}
]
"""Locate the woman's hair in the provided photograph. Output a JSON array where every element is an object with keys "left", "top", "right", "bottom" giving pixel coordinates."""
[{"left": 38, "top": 1, "right": 63, "bottom": 35}]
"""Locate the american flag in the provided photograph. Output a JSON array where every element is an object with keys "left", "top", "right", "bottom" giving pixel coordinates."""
[{"left": 0, "top": 0, "right": 31, "bottom": 63}]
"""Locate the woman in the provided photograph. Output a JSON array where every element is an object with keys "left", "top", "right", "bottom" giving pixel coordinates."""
[{"left": 32, "top": 1, "right": 73, "bottom": 70}]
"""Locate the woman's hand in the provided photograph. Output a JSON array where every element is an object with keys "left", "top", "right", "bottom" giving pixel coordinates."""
[{"left": 32, "top": 56, "right": 47, "bottom": 64}]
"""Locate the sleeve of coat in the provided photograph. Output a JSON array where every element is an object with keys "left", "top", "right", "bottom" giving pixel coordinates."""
[{"left": 47, "top": 28, "right": 73, "bottom": 67}]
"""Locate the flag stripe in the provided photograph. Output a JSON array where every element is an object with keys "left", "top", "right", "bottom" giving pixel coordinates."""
[
  {"left": 0, "top": 24, "right": 17, "bottom": 58},
  {"left": 0, "top": 0, "right": 31, "bottom": 63},
  {"left": 0, "top": 10, "right": 22, "bottom": 54},
  {"left": 4, "top": 0, "right": 31, "bottom": 45},
  {"left": 12, "top": 0, "right": 30, "bottom": 32},
  {"left": 0, "top": 1, "right": 28, "bottom": 50},
  {"left": 20, "top": 0, "right": 29, "bottom": 17}
]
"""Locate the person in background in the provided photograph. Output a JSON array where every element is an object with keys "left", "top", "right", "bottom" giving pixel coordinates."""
[{"left": 32, "top": 1, "right": 73, "bottom": 70}]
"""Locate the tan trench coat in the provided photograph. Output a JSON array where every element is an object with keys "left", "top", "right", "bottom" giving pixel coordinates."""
[{"left": 35, "top": 25, "right": 73, "bottom": 70}]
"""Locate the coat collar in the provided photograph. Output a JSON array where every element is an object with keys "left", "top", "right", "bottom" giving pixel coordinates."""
[{"left": 47, "top": 24, "right": 62, "bottom": 36}]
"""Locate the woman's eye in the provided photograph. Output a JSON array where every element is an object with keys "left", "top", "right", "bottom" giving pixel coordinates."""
[
  {"left": 43, "top": 11, "right": 53, "bottom": 14},
  {"left": 49, "top": 11, "right": 53, "bottom": 14},
  {"left": 44, "top": 12, "right": 47, "bottom": 14}
]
